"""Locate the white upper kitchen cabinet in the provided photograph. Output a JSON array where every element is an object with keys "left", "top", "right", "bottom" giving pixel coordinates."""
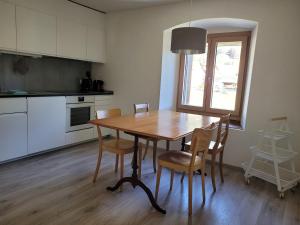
[
  {"left": 57, "top": 19, "right": 87, "bottom": 60},
  {"left": 0, "top": 1, "right": 16, "bottom": 51},
  {"left": 87, "top": 27, "right": 106, "bottom": 63},
  {"left": 28, "top": 97, "right": 66, "bottom": 154},
  {"left": 16, "top": 6, "right": 57, "bottom": 56},
  {"left": 0, "top": 0, "right": 106, "bottom": 62}
]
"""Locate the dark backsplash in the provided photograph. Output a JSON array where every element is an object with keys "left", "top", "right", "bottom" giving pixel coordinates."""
[{"left": 0, "top": 53, "right": 91, "bottom": 92}]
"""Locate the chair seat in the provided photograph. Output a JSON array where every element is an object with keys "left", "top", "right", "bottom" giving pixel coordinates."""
[
  {"left": 158, "top": 150, "right": 202, "bottom": 171},
  {"left": 185, "top": 141, "right": 223, "bottom": 151},
  {"left": 102, "top": 138, "right": 136, "bottom": 154}
]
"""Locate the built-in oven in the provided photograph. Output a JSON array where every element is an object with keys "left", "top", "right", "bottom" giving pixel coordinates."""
[{"left": 66, "top": 96, "right": 95, "bottom": 132}]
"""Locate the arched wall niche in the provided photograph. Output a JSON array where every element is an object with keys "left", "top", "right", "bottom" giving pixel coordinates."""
[{"left": 159, "top": 17, "right": 258, "bottom": 129}]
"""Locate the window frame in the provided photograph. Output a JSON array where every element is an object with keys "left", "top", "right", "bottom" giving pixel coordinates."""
[{"left": 176, "top": 31, "right": 251, "bottom": 122}]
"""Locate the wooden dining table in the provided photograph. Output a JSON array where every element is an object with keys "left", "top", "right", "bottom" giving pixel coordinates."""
[{"left": 89, "top": 110, "right": 219, "bottom": 214}]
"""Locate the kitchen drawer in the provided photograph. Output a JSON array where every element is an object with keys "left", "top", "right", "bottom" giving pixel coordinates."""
[
  {"left": 0, "top": 98, "right": 27, "bottom": 114},
  {"left": 65, "top": 128, "right": 95, "bottom": 145},
  {"left": 95, "top": 95, "right": 112, "bottom": 101},
  {"left": 94, "top": 104, "right": 112, "bottom": 112},
  {"left": 95, "top": 99, "right": 112, "bottom": 106}
]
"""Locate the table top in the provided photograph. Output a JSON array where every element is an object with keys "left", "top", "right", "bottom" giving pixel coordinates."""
[{"left": 89, "top": 110, "right": 219, "bottom": 141}]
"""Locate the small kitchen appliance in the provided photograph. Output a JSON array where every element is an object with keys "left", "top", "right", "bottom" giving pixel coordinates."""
[
  {"left": 80, "top": 71, "right": 93, "bottom": 91},
  {"left": 92, "top": 80, "right": 104, "bottom": 92}
]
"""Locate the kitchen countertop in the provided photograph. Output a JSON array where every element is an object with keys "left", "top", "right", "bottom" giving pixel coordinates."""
[{"left": 0, "top": 90, "right": 114, "bottom": 98}]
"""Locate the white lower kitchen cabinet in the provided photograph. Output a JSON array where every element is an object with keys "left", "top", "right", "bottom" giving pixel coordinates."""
[
  {"left": 94, "top": 95, "right": 113, "bottom": 137},
  {"left": 65, "top": 128, "right": 94, "bottom": 145},
  {"left": 28, "top": 97, "right": 66, "bottom": 154},
  {"left": 0, "top": 113, "right": 27, "bottom": 162},
  {"left": 0, "top": 97, "right": 27, "bottom": 114}
]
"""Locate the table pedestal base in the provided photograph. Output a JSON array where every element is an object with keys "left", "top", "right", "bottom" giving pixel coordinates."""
[
  {"left": 107, "top": 177, "right": 166, "bottom": 214},
  {"left": 106, "top": 134, "right": 166, "bottom": 215}
]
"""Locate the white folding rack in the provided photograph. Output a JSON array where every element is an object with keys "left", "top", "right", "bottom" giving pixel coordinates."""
[{"left": 242, "top": 117, "right": 300, "bottom": 198}]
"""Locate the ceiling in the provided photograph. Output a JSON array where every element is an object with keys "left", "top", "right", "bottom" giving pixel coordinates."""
[
  {"left": 191, "top": 18, "right": 257, "bottom": 30},
  {"left": 69, "top": 0, "right": 184, "bottom": 13}
]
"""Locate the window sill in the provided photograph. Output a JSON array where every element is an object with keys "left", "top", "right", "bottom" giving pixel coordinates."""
[{"left": 229, "top": 122, "right": 243, "bottom": 130}]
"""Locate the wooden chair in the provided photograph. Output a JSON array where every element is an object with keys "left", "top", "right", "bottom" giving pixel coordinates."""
[
  {"left": 155, "top": 124, "right": 215, "bottom": 215},
  {"left": 134, "top": 103, "right": 170, "bottom": 173},
  {"left": 93, "top": 108, "right": 142, "bottom": 187},
  {"left": 183, "top": 114, "right": 230, "bottom": 192}
]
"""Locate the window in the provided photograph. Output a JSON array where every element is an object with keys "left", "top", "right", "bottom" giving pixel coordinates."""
[{"left": 177, "top": 32, "right": 251, "bottom": 122}]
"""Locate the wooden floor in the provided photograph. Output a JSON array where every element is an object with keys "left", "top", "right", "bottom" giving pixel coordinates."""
[{"left": 0, "top": 141, "right": 299, "bottom": 225}]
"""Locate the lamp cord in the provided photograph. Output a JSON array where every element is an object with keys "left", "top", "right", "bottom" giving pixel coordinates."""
[{"left": 189, "top": 0, "right": 192, "bottom": 27}]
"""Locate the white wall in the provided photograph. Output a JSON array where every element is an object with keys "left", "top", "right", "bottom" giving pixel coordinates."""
[
  {"left": 92, "top": 0, "right": 300, "bottom": 168},
  {"left": 159, "top": 28, "right": 180, "bottom": 110}
]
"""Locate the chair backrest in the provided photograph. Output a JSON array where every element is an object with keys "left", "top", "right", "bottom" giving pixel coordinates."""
[
  {"left": 189, "top": 123, "right": 216, "bottom": 169},
  {"left": 96, "top": 108, "right": 121, "bottom": 139},
  {"left": 134, "top": 103, "right": 149, "bottom": 114},
  {"left": 96, "top": 108, "right": 121, "bottom": 119},
  {"left": 213, "top": 114, "right": 231, "bottom": 149}
]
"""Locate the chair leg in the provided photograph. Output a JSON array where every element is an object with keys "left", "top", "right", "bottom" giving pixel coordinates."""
[
  {"left": 211, "top": 154, "right": 216, "bottom": 192},
  {"left": 138, "top": 146, "right": 142, "bottom": 179},
  {"left": 219, "top": 151, "right": 224, "bottom": 183},
  {"left": 155, "top": 165, "right": 162, "bottom": 200},
  {"left": 170, "top": 170, "right": 174, "bottom": 190},
  {"left": 201, "top": 167, "right": 206, "bottom": 204},
  {"left": 166, "top": 140, "right": 170, "bottom": 151},
  {"left": 93, "top": 145, "right": 103, "bottom": 183},
  {"left": 180, "top": 172, "right": 185, "bottom": 183},
  {"left": 153, "top": 140, "right": 157, "bottom": 173},
  {"left": 143, "top": 140, "right": 149, "bottom": 160},
  {"left": 115, "top": 154, "right": 119, "bottom": 173},
  {"left": 120, "top": 154, "right": 124, "bottom": 191},
  {"left": 188, "top": 172, "right": 193, "bottom": 216}
]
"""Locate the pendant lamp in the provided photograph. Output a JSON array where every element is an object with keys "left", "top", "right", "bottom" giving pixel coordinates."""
[
  {"left": 171, "top": 27, "right": 207, "bottom": 54},
  {"left": 171, "top": 0, "right": 207, "bottom": 54}
]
